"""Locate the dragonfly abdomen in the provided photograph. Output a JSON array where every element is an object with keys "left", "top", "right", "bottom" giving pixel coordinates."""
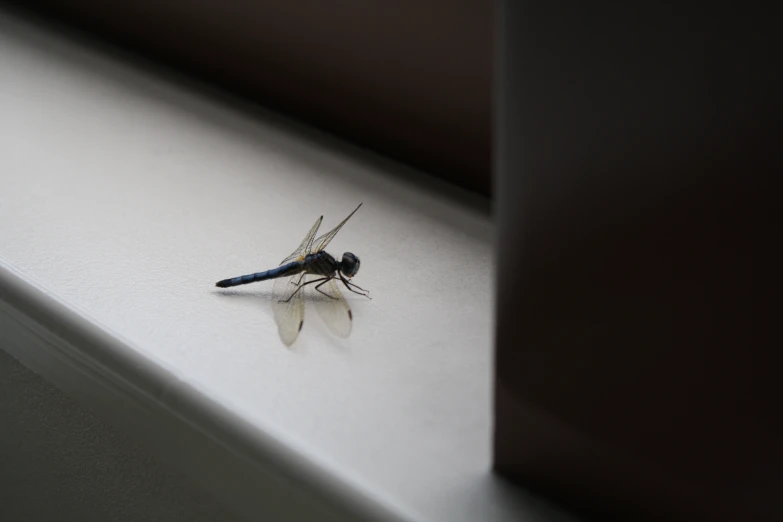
[{"left": 215, "top": 261, "right": 303, "bottom": 288}]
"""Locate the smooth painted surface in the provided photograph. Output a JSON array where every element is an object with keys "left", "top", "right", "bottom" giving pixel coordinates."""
[{"left": 0, "top": 11, "right": 577, "bottom": 522}]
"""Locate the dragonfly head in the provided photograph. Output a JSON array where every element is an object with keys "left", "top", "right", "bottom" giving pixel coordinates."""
[{"left": 339, "top": 252, "right": 360, "bottom": 278}]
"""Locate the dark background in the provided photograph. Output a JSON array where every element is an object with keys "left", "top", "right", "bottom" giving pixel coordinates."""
[{"left": 5, "top": 0, "right": 492, "bottom": 196}]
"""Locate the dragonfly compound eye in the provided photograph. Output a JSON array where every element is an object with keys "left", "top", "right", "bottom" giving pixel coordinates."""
[{"left": 341, "top": 252, "right": 360, "bottom": 278}]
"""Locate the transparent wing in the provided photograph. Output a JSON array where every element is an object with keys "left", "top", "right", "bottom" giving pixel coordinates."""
[
  {"left": 310, "top": 203, "right": 362, "bottom": 254},
  {"left": 312, "top": 278, "right": 353, "bottom": 338},
  {"left": 272, "top": 272, "right": 306, "bottom": 347},
  {"left": 279, "top": 216, "right": 323, "bottom": 266}
]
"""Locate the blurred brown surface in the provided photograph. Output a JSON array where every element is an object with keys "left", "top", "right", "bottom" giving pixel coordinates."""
[
  {"left": 10, "top": 0, "right": 491, "bottom": 196},
  {"left": 495, "top": 1, "right": 777, "bottom": 521}
]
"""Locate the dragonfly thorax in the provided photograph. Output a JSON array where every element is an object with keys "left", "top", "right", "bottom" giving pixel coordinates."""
[
  {"left": 304, "top": 251, "right": 339, "bottom": 277},
  {"left": 339, "top": 252, "right": 361, "bottom": 278}
]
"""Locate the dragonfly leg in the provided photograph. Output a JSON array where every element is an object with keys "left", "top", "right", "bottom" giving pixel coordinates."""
[
  {"left": 339, "top": 274, "right": 372, "bottom": 299},
  {"left": 280, "top": 276, "right": 329, "bottom": 303},
  {"left": 291, "top": 272, "right": 306, "bottom": 286},
  {"left": 345, "top": 280, "right": 369, "bottom": 293},
  {"left": 314, "top": 278, "right": 339, "bottom": 300}
]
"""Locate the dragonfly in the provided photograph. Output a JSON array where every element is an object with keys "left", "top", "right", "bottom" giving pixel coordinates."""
[{"left": 215, "top": 203, "right": 370, "bottom": 346}]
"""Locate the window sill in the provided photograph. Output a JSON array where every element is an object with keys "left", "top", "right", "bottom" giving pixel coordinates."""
[{"left": 0, "top": 11, "right": 576, "bottom": 522}]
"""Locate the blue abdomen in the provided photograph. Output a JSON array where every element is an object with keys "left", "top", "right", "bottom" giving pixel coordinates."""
[{"left": 215, "top": 261, "right": 303, "bottom": 288}]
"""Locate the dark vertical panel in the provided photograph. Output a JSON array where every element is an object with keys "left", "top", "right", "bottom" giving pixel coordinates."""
[{"left": 494, "top": 1, "right": 777, "bottom": 520}]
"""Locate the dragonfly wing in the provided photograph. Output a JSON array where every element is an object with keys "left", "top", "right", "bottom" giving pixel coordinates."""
[
  {"left": 310, "top": 203, "right": 362, "bottom": 254},
  {"left": 272, "top": 272, "right": 306, "bottom": 347},
  {"left": 313, "top": 278, "right": 353, "bottom": 338},
  {"left": 279, "top": 215, "right": 323, "bottom": 266}
]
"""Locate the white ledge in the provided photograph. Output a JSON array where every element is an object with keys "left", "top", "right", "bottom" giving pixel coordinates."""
[{"left": 0, "top": 10, "right": 578, "bottom": 522}]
